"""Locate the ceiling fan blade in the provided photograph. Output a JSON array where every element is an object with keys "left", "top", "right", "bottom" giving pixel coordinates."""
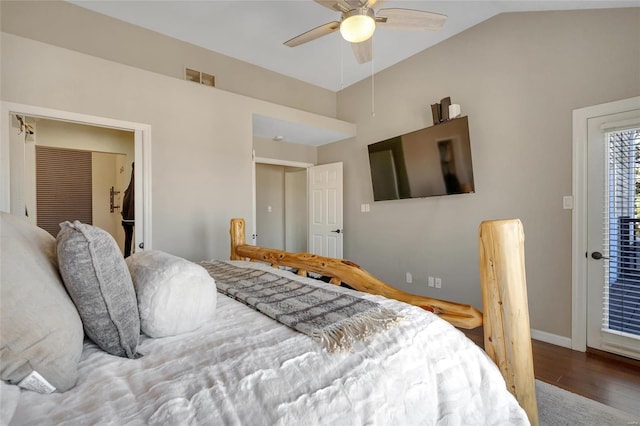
[
  {"left": 284, "top": 21, "right": 341, "bottom": 47},
  {"left": 376, "top": 8, "right": 447, "bottom": 31},
  {"left": 314, "top": 0, "right": 352, "bottom": 13},
  {"left": 362, "top": 0, "right": 386, "bottom": 8},
  {"left": 351, "top": 38, "right": 372, "bottom": 64}
]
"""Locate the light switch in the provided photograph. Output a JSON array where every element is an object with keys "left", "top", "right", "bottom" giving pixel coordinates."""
[
  {"left": 562, "top": 196, "right": 573, "bottom": 210},
  {"left": 267, "top": 205, "right": 272, "bottom": 213}
]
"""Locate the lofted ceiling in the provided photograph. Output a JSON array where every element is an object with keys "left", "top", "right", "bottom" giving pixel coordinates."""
[
  {"left": 66, "top": 1, "right": 636, "bottom": 145},
  {"left": 69, "top": 1, "right": 636, "bottom": 92}
]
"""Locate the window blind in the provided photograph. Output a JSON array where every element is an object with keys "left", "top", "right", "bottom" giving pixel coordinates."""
[
  {"left": 36, "top": 146, "right": 92, "bottom": 237},
  {"left": 603, "top": 127, "right": 640, "bottom": 338}
]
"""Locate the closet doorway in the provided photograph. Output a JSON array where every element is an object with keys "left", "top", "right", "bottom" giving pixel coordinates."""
[
  {"left": 2, "top": 102, "right": 152, "bottom": 254},
  {"left": 28, "top": 118, "right": 133, "bottom": 253},
  {"left": 255, "top": 162, "right": 307, "bottom": 252}
]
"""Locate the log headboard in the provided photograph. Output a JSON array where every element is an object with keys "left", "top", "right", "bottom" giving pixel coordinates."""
[{"left": 228, "top": 218, "right": 538, "bottom": 426}]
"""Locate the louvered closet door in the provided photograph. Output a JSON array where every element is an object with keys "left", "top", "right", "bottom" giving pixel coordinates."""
[{"left": 36, "top": 146, "right": 92, "bottom": 237}]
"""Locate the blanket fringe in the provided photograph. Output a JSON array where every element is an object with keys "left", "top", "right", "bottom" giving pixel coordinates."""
[{"left": 310, "top": 307, "right": 401, "bottom": 352}]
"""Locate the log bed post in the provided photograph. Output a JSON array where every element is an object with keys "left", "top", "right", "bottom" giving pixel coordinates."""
[
  {"left": 230, "top": 217, "right": 245, "bottom": 261},
  {"left": 479, "top": 219, "right": 538, "bottom": 426}
]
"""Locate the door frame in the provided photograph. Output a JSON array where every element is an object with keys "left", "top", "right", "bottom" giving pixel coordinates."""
[
  {"left": 572, "top": 96, "right": 640, "bottom": 351},
  {"left": 1, "top": 101, "right": 153, "bottom": 251},
  {"left": 252, "top": 152, "right": 313, "bottom": 246}
]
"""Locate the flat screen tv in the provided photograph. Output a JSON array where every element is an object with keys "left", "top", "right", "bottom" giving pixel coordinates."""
[{"left": 367, "top": 116, "right": 475, "bottom": 201}]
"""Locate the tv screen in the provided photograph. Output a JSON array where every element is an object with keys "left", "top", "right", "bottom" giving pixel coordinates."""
[{"left": 368, "top": 116, "right": 475, "bottom": 201}]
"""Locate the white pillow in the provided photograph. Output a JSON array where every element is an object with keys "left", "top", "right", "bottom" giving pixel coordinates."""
[
  {"left": 0, "top": 213, "right": 84, "bottom": 393},
  {"left": 126, "top": 250, "right": 217, "bottom": 338},
  {"left": 1, "top": 381, "right": 20, "bottom": 425}
]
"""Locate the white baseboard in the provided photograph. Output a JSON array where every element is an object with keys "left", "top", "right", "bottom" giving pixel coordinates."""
[{"left": 530, "top": 329, "right": 572, "bottom": 349}]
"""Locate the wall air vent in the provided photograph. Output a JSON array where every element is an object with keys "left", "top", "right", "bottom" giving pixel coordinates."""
[{"left": 185, "top": 68, "right": 215, "bottom": 87}]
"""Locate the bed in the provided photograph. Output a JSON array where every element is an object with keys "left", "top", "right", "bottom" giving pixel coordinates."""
[{"left": 0, "top": 213, "right": 536, "bottom": 425}]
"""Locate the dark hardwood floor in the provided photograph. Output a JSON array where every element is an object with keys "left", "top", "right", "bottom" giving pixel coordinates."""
[{"left": 462, "top": 327, "right": 640, "bottom": 417}]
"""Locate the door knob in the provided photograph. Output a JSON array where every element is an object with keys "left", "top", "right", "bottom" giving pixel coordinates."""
[
  {"left": 591, "top": 251, "right": 608, "bottom": 260},
  {"left": 331, "top": 229, "right": 342, "bottom": 234}
]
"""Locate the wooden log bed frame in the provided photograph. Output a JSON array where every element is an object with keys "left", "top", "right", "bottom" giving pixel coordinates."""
[{"left": 229, "top": 218, "right": 539, "bottom": 425}]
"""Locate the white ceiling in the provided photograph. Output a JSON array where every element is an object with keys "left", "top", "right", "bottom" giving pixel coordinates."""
[
  {"left": 253, "top": 114, "right": 355, "bottom": 146},
  {"left": 69, "top": 1, "right": 636, "bottom": 92},
  {"left": 67, "top": 1, "right": 636, "bottom": 145}
]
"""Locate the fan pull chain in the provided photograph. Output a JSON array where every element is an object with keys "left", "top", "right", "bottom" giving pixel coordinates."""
[
  {"left": 340, "top": 39, "right": 344, "bottom": 90},
  {"left": 371, "top": 40, "right": 375, "bottom": 118}
]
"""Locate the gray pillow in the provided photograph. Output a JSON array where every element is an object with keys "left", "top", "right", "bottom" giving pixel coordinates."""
[
  {"left": 56, "top": 221, "right": 141, "bottom": 358},
  {"left": 0, "top": 212, "right": 84, "bottom": 392}
]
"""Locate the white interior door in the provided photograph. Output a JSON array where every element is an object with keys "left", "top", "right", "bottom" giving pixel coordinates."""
[
  {"left": 587, "top": 106, "right": 640, "bottom": 359},
  {"left": 308, "top": 162, "right": 343, "bottom": 258}
]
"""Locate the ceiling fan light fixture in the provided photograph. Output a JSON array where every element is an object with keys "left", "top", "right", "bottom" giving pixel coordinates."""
[{"left": 340, "top": 9, "right": 376, "bottom": 43}]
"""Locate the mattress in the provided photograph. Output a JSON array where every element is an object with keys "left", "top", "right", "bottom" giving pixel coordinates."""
[{"left": 8, "top": 261, "right": 528, "bottom": 425}]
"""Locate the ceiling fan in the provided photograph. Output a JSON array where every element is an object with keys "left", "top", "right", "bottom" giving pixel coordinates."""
[{"left": 284, "top": 0, "right": 447, "bottom": 64}]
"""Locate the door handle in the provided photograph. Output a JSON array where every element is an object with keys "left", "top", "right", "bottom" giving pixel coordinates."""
[
  {"left": 110, "top": 186, "right": 121, "bottom": 213},
  {"left": 591, "top": 251, "right": 608, "bottom": 260},
  {"left": 331, "top": 229, "right": 342, "bottom": 234}
]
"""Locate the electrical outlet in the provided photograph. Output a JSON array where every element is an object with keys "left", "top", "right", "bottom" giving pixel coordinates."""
[
  {"left": 428, "top": 276, "right": 434, "bottom": 287},
  {"left": 435, "top": 277, "right": 442, "bottom": 288},
  {"left": 563, "top": 195, "right": 574, "bottom": 210},
  {"left": 406, "top": 272, "right": 413, "bottom": 284}
]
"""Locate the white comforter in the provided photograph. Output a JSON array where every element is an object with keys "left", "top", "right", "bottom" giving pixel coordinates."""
[{"left": 9, "top": 261, "right": 529, "bottom": 425}]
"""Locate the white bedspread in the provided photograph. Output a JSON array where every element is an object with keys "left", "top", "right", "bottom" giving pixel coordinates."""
[{"left": 9, "top": 261, "right": 529, "bottom": 425}]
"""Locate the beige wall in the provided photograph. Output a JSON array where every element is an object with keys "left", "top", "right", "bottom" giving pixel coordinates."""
[
  {"left": 0, "top": 0, "right": 336, "bottom": 118},
  {"left": 322, "top": 8, "right": 640, "bottom": 338},
  {"left": 1, "top": 32, "right": 326, "bottom": 261},
  {"left": 1, "top": 31, "right": 349, "bottom": 261}
]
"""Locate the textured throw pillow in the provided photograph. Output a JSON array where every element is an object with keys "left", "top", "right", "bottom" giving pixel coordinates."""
[
  {"left": 0, "top": 212, "right": 84, "bottom": 393},
  {"left": 126, "top": 250, "right": 217, "bottom": 338},
  {"left": 56, "top": 221, "right": 141, "bottom": 358}
]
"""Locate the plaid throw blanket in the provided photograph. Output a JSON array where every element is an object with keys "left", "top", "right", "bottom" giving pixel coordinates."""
[{"left": 199, "top": 261, "right": 400, "bottom": 352}]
